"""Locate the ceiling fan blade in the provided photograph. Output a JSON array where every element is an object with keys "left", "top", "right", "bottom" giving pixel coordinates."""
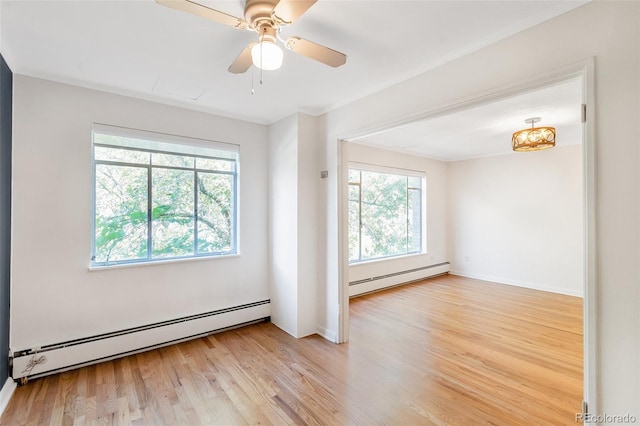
[
  {"left": 228, "top": 43, "right": 257, "bottom": 74},
  {"left": 286, "top": 37, "right": 347, "bottom": 68},
  {"left": 156, "top": 0, "right": 249, "bottom": 30},
  {"left": 272, "top": 0, "right": 317, "bottom": 24}
]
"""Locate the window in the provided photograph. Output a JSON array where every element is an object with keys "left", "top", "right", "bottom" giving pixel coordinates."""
[
  {"left": 348, "top": 167, "right": 424, "bottom": 263},
  {"left": 91, "top": 125, "right": 238, "bottom": 266}
]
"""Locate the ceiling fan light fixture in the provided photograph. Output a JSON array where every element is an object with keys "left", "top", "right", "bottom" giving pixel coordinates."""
[
  {"left": 512, "top": 117, "right": 556, "bottom": 152},
  {"left": 251, "top": 41, "right": 283, "bottom": 70},
  {"left": 156, "top": 0, "right": 347, "bottom": 74}
]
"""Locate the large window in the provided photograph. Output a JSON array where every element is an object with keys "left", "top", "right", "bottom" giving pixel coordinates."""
[
  {"left": 91, "top": 125, "right": 238, "bottom": 267},
  {"left": 348, "top": 167, "right": 424, "bottom": 263}
]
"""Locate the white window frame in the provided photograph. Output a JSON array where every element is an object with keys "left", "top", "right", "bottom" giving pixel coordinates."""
[
  {"left": 90, "top": 124, "right": 240, "bottom": 267},
  {"left": 348, "top": 162, "right": 427, "bottom": 264}
]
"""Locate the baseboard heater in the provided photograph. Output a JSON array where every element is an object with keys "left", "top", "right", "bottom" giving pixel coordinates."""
[
  {"left": 11, "top": 300, "right": 270, "bottom": 381},
  {"left": 349, "top": 262, "right": 450, "bottom": 297}
]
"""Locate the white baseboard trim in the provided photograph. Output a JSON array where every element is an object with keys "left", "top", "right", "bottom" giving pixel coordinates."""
[
  {"left": 316, "top": 326, "right": 337, "bottom": 343},
  {"left": 0, "top": 377, "right": 16, "bottom": 416},
  {"left": 449, "top": 270, "right": 583, "bottom": 297}
]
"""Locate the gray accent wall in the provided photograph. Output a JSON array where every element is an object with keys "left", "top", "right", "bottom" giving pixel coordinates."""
[{"left": 0, "top": 54, "right": 12, "bottom": 383}]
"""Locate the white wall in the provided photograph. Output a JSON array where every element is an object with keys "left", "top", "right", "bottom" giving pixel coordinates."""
[
  {"left": 315, "top": 114, "right": 336, "bottom": 341},
  {"left": 10, "top": 76, "right": 270, "bottom": 351},
  {"left": 347, "top": 143, "right": 449, "bottom": 297},
  {"left": 448, "top": 145, "right": 583, "bottom": 296},
  {"left": 318, "top": 1, "right": 639, "bottom": 416},
  {"left": 269, "top": 114, "right": 299, "bottom": 337},
  {"left": 268, "top": 112, "right": 319, "bottom": 338},
  {"left": 297, "top": 113, "right": 319, "bottom": 336}
]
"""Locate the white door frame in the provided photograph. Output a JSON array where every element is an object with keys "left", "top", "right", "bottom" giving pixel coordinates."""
[{"left": 335, "top": 58, "right": 597, "bottom": 413}]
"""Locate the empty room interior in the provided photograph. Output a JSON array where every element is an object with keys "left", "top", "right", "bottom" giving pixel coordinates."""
[{"left": 0, "top": 1, "right": 639, "bottom": 425}]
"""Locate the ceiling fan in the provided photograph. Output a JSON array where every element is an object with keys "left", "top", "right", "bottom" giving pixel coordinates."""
[{"left": 156, "top": 0, "right": 347, "bottom": 73}]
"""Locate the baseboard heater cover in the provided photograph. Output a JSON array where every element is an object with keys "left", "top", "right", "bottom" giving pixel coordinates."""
[
  {"left": 349, "top": 262, "right": 450, "bottom": 297},
  {"left": 12, "top": 300, "right": 270, "bottom": 380},
  {"left": 349, "top": 262, "right": 450, "bottom": 286}
]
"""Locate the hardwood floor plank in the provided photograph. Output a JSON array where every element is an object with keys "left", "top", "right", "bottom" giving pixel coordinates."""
[
  {"left": 204, "top": 335, "right": 293, "bottom": 425},
  {"left": 1, "top": 275, "right": 583, "bottom": 425}
]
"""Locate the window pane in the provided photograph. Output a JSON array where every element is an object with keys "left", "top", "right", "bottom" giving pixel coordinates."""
[
  {"left": 408, "top": 188, "right": 422, "bottom": 253},
  {"left": 93, "top": 127, "right": 239, "bottom": 266},
  {"left": 152, "top": 168, "right": 195, "bottom": 258},
  {"left": 152, "top": 152, "right": 194, "bottom": 168},
  {"left": 197, "top": 173, "right": 234, "bottom": 253},
  {"left": 348, "top": 184, "right": 361, "bottom": 262},
  {"left": 196, "top": 157, "right": 234, "bottom": 172},
  {"left": 94, "top": 164, "right": 148, "bottom": 263},
  {"left": 95, "top": 146, "right": 150, "bottom": 164},
  {"left": 348, "top": 169, "right": 361, "bottom": 184},
  {"left": 360, "top": 171, "right": 407, "bottom": 260},
  {"left": 408, "top": 176, "right": 422, "bottom": 189}
]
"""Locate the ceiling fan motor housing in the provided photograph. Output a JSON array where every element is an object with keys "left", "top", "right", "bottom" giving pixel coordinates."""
[{"left": 244, "top": 0, "right": 280, "bottom": 28}]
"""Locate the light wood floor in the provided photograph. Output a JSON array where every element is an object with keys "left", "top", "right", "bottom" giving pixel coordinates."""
[{"left": 1, "top": 274, "right": 583, "bottom": 425}]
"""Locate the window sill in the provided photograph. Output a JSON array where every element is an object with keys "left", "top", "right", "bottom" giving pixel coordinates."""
[{"left": 89, "top": 252, "right": 240, "bottom": 271}]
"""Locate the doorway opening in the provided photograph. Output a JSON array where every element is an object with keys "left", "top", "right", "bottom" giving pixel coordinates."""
[{"left": 336, "top": 61, "right": 596, "bottom": 413}]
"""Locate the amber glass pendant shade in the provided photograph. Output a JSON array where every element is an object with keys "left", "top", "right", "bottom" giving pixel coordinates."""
[{"left": 512, "top": 117, "right": 556, "bottom": 152}]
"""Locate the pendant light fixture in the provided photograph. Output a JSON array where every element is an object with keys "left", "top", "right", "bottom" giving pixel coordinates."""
[{"left": 512, "top": 117, "right": 556, "bottom": 152}]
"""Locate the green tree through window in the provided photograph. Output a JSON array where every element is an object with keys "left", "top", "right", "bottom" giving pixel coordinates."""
[
  {"left": 92, "top": 129, "right": 237, "bottom": 266},
  {"left": 348, "top": 168, "right": 423, "bottom": 262}
]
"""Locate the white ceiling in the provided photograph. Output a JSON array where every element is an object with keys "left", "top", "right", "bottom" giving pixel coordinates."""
[
  {"left": 354, "top": 77, "right": 583, "bottom": 162},
  {"left": 1, "top": 0, "right": 587, "bottom": 125}
]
